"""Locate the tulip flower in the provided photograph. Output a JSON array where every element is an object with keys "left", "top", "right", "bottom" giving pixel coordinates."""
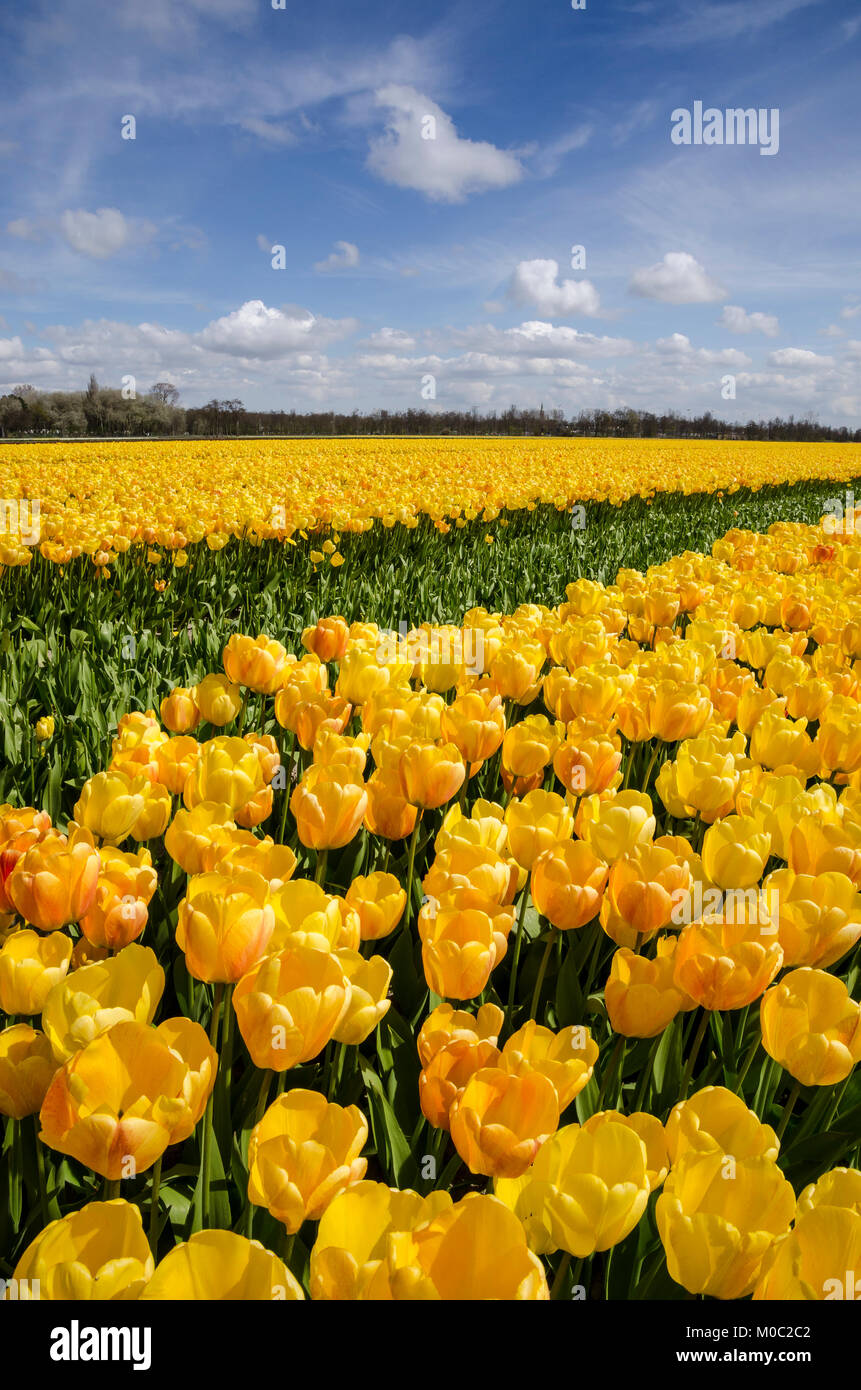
[
  {"left": 657, "top": 1149, "right": 796, "bottom": 1298},
  {"left": 501, "top": 1020, "right": 599, "bottom": 1112},
  {"left": 419, "top": 897, "right": 513, "bottom": 1000},
  {"left": 42, "top": 943, "right": 165, "bottom": 1062},
  {"left": 439, "top": 689, "right": 506, "bottom": 765},
  {"left": 449, "top": 1065, "right": 559, "bottom": 1177},
  {"left": 576, "top": 790, "right": 655, "bottom": 863},
  {"left": 0, "top": 928, "right": 73, "bottom": 1016},
  {"left": 606, "top": 842, "right": 692, "bottom": 940},
  {"left": 233, "top": 942, "right": 350, "bottom": 1070},
  {"left": 39, "top": 1018, "right": 216, "bottom": 1178},
  {"left": 12, "top": 1200, "right": 154, "bottom": 1300},
  {"left": 760, "top": 967, "right": 861, "bottom": 1086},
  {"left": 796, "top": 1165, "right": 861, "bottom": 1218},
  {"left": 248, "top": 1089, "right": 368, "bottom": 1231},
  {"left": 160, "top": 686, "right": 201, "bottom": 734},
  {"left": 310, "top": 1182, "right": 454, "bottom": 1300},
  {"left": 7, "top": 826, "right": 100, "bottom": 931},
  {"left": 530, "top": 839, "right": 608, "bottom": 931},
  {"left": 164, "top": 802, "right": 236, "bottom": 875},
  {"left": 701, "top": 815, "right": 771, "bottom": 891},
  {"left": 583, "top": 1109, "right": 669, "bottom": 1191},
  {"left": 363, "top": 768, "right": 418, "bottom": 841},
  {"left": 302, "top": 616, "right": 350, "bottom": 663},
  {"left": 383, "top": 1193, "right": 549, "bottom": 1300},
  {"left": 606, "top": 937, "right": 692, "bottom": 1038},
  {"left": 154, "top": 735, "right": 201, "bottom": 795},
  {"left": 141, "top": 1230, "right": 304, "bottom": 1300},
  {"left": 417, "top": 1001, "right": 505, "bottom": 1068},
  {"left": 665, "top": 1086, "right": 780, "bottom": 1164},
  {"left": 291, "top": 764, "right": 368, "bottom": 850},
  {"left": 73, "top": 771, "right": 149, "bottom": 845},
  {"left": 754, "top": 1206, "right": 861, "bottom": 1300},
  {"left": 176, "top": 866, "right": 274, "bottom": 983},
  {"left": 419, "top": 1038, "right": 502, "bottom": 1130},
  {"left": 79, "top": 845, "right": 158, "bottom": 951},
  {"left": 344, "top": 872, "right": 405, "bottom": 941},
  {"left": 504, "top": 790, "right": 574, "bottom": 870},
  {"left": 194, "top": 672, "right": 243, "bottom": 726},
  {"left": 673, "top": 910, "right": 784, "bottom": 1011},
  {"left": 398, "top": 740, "right": 465, "bottom": 810},
  {"left": 495, "top": 1118, "right": 651, "bottom": 1257},
  {"left": 183, "top": 736, "right": 263, "bottom": 814},
  {"left": 769, "top": 868, "right": 861, "bottom": 968},
  {"left": 330, "top": 949, "right": 392, "bottom": 1044},
  {"left": 501, "top": 715, "right": 564, "bottom": 779},
  {"left": 223, "top": 632, "right": 290, "bottom": 694},
  {"left": 0, "top": 1024, "right": 58, "bottom": 1118}
]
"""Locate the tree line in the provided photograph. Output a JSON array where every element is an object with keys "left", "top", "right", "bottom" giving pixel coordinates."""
[{"left": 1, "top": 379, "right": 858, "bottom": 443}]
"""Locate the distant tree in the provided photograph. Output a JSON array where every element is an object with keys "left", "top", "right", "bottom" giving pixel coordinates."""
[{"left": 150, "top": 382, "right": 180, "bottom": 406}]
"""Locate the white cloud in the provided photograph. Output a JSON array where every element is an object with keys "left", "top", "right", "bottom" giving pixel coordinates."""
[
  {"left": 60, "top": 207, "right": 154, "bottom": 259},
  {"left": 840, "top": 304, "right": 861, "bottom": 320},
  {"left": 629, "top": 252, "right": 726, "bottom": 304},
  {"left": 509, "top": 259, "right": 601, "bottom": 318},
  {"left": 768, "top": 347, "right": 834, "bottom": 369},
  {"left": 719, "top": 305, "right": 779, "bottom": 337},
  {"left": 533, "top": 125, "right": 593, "bottom": 177},
  {"left": 0, "top": 336, "right": 26, "bottom": 360},
  {"left": 361, "top": 327, "right": 417, "bottom": 350},
  {"left": 656, "top": 333, "right": 751, "bottom": 366},
  {"left": 256, "top": 234, "right": 273, "bottom": 253},
  {"left": 821, "top": 325, "right": 844, "bottom": 338},
  {"left": 197, "top": 300, "right": 356, "bottom": 357},
  {"left": 314, "top": 241, "right": 360, "bottom": 273},
  {"left": 237, "top": 117, "right": 295, "bottom": 147},
  {"left": 367, "top": 85, "right": 523, "bottom": 202},
  {"left": 8, "top": 218, "right": 42, "bottom": 240}
]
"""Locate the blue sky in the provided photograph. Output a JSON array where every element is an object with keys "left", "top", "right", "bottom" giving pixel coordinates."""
[{"left": 1, "top": 0, "right": 860, "bottom": 421}]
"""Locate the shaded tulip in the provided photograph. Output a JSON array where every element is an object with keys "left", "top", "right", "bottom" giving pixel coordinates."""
[
  {"left": 248, "top": 1089, "right": 368, "bottom": 1232},
  {"left": 79, "top": 845, "right": 158, "bottom": 951},
  {"left": 141, "top": 1230, "right": 304, "bottom": 1300},
  {"left": 330, "top": 949, "right": 392, "bottom": 1044},
  {"left": 440, "top": 689, "right": 506, "bottom": 765},
  {"left": 673, "top": 910, "right": 784, "bottom": 1011},
  {"left": 582, "top": 1109, "right": 669, "bottom": 1191},
  {"left": 363, "top": 768, "right": 418, "bottom": 841},
  {"left": 769, "top": 868, "right": 861, "bottom": 969},
  {"left": 398, "top": 741, "right": 465, "bottom": 810},
  {"left": 449, "top": 1066, "right": 559, "bottom": 1177},
  {"left": 194, "top": 672, "right": 243, "bottom": 726},
  {"left": 760, "top": 967, "right": 861, "bottom": 1086},
  {"left": 12, "top": 1200, "right": 153, "bottom": 1301},
  {"left": 160, "top": 686, "right": 201, "bottom": 735},
  {"left": 754, "top": 1206, "right": 861, "bottom": 1301},
  {"left": 419, "top": 1038, "right": 501, "bottom": 1130},
  {"left": 0, "top": 928, "right": 73, "bottom": 1016},
  {"left": 154, "top": 736, "right": 200, "bottom": 795},
  {"left": 302, "top": 615, "right": 351, "bottom": 663},
  {"left": 606, "top": 843, "right": 692, "bottom": 940},
  {"left": 0, "top": 1024, "right": 58, "bottom": 1118},
  {"left": 419, "top": 898, "right": 513, "bottom": 1000},
  {"left": 504, "top": 790, "right": 574, "bottom": 871},
  {"left": 501, "top": 715, "right": 563, "bottom": 779},
  {"left": 164, "top": 802, "right": 236, "bottom": 875}
]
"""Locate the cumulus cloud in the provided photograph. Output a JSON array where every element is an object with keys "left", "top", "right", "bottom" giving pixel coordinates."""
[
  {"left": 656, "top": 332, "right": 751, "bottom": 366},
  {"left": 768, "top": 347, "right": 834, "bottom": 368},
  {"left": 361, "top": 327, "right": 417, "bottom": 350},
  {"left": 719, "top": 305, "right": 779, "bottom": 337},
  {"left": 314, "top": 241, "right": 360, "bottom": 273},
  {"left": 196, "top": 300, "right": 356, "bottom": 357},
  {"left": 509, "top": 259, "right": 601, "bottom": 318},
  {"left": 367, "top": 86, "right": 524, "bottom": 201},
  {"left": 629, "top": 252, "right": 726, "bottom": 304},
  {"left": 59, "top": 208, "right": 155, "bottom": 259}
]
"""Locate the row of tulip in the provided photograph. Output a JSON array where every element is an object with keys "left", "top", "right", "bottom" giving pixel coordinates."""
[{"left": 1, "top": 496, "right": 861, "bottom": 1299}]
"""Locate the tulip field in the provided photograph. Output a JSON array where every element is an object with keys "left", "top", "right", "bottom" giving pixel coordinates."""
[{"left": 1, "top": 438, "right": 861, "bottom": 1303}]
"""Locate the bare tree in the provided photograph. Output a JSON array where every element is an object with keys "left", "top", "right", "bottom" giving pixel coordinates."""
[{"left": 150, "top": 382, "right": 180, "bottom": 406}]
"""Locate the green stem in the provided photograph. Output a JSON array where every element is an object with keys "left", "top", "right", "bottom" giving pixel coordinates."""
[
  {"left": 402, "top": 809, "right": 424, "bottom": 932},
  {"left": 529, "top": 931, "right": 556, "bottom": 1021},
  {"left": 315, "top": 847, "right": 329, "bottom": 887},
  {"left": 550, "top": 1251, "right": 572, "bottom": 1299},
  {"left": 594, "top": 1034, "right": 626, "bottom": 1112},
  {"left": 148, "top": 1155, "right": 162, "bottom": 1255},
  {"left": 679, "top": 1009, "right": 710, "bottom": 1100},
  {"left": 32, "top": 1115, "right": 49, "bottom": 1227},
  {"left": 506, "top": 887, "right": 531, "bottom": 1018},
  {"left": 775, "top": 1078, "right": 802, "bottom": 1144}
]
